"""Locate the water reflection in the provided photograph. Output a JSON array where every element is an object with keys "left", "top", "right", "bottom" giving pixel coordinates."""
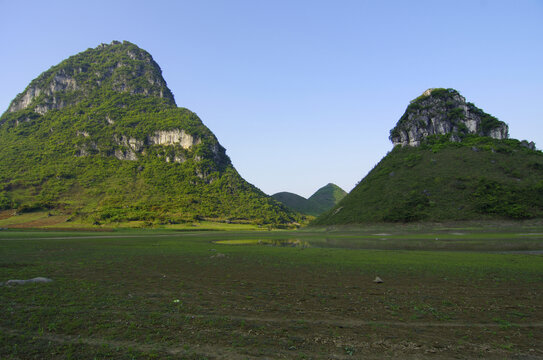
[
  {"left": 214, "top": 238, "right": 310, "bottom": 248},
  {"left": 213, "top": 236, "right": 543, "bottom": 252}
]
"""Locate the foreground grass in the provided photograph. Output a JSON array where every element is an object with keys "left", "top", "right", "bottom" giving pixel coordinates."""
[{"left": 1, "top": 227, "right": 542, "bottom": 359}]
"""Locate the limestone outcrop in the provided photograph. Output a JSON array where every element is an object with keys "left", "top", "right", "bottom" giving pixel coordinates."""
[
  {"left": 148, "top": 129, "right": 201, "bottom": 149},
  {"left": 390, "top": 88, "right": 509, "bottom": 147},
  {"left": 75, "top": 129, "right": 204, "bottom": 162},
  {"left": 7, "top": 41, "right": 175, "bottom": 115}
]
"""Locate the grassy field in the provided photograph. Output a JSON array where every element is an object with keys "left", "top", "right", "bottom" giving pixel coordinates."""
[
  {"left": 1, "top": 224, "right": 542, "bottom": 359},
  {"left": 0, "top": 210, "right": 273, "bottom": 232}
]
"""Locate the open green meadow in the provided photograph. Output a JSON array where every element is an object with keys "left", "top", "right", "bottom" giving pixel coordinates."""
[{"left": 1, "top": 224, "right": 542, "bottom": 359}]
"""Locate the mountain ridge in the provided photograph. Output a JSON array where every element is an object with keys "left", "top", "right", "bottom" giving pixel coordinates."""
[{"left": 272, "top": 183, "right": 347, "bottom": 216}]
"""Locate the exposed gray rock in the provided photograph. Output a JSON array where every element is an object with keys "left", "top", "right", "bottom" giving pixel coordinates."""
[
  {"left": 390, "top": 88, "right": 509, "bottom": 147},
  {"left": 114, "top": 149, "right": 138, "bottom": 161},
  {"left": 520, "top": 140, "right": 536, "bottom": 151},
  {"left": 115, "top": 135, "right": 144, "bottom": 152},
  {"left": 7, "top": 40, "right": 175, "bottom": 115},
  {"left": 165, "top": 155, "right": 186, "bottom": 163},
  {"left": 75, "top": 141, "right": 98, "bottom": 157},
  {"left": 8, "top": 70, "right": 78, "bottom": 114},
  {"left": 75, "top": 129, "right": 203, "bottom": 163},
  {"left": 3, "top": 277, "right": 53, "bottom": 286},
  {"left": 148, "top": 129, "right": 201, "bottom": 149}
]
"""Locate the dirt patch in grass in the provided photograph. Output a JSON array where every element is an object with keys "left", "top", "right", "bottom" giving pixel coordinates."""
[
  {"left": 0, "top": 210, "right": 16, "bottom": 220},
  {"left": 6, "top": 215, "right": 69, "bottom": 229}
]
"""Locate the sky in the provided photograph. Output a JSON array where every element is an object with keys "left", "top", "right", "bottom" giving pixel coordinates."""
[{"left": 1, "top": 0, "right": 542, "bottom": 198}]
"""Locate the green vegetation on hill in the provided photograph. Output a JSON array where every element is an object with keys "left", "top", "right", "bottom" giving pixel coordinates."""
[
  {"left": 308, "top": 183, "right": 347, "bottom": 212},
  {"left": 0, "top": 41, "right": 299, "bottom": 226},
  {"left": 272, "top": 183, "right": 346, "bottom": 216},
  {"left": 314, "top": 136, "right": 543, "bottom": 225},
  {"left": 271, "top": 192, "right": 315, "bottom": 215}
]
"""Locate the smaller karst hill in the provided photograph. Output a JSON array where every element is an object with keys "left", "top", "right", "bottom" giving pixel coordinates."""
[
  {"left": 272, "top": 183, "right": 347, "bottom": 216},
  {"left": 313, "top": 88, "right": 543, "bottom": 225}
]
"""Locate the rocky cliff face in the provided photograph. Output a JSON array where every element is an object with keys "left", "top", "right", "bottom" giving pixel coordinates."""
[
  {"left": 73, "top": 124, "right": 224, "bottom": 166},
  {"left": 9, "top": 70, "right": 79, "bottom": 114},
  {"left": 390, "top": 88, "right": 509, "bottom": 147},
  {"left": 88, "top": 129, "right": 212, "bottom": 163},
  {"left": 148, "top": 129, "right": 201, "bottom": 149},
  {"left": 7, "top": 41, "right": 175, "bottom": 115}
]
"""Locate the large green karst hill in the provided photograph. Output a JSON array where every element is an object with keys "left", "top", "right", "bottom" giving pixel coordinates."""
[
  {"left": 0, "top": 41, "right": 298, "bottom": 225},
  {"left": 314, "top": 88, "right": 543, "bottom": 225}
]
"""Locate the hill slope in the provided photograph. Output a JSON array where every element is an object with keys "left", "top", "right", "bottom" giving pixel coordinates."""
[
  {"left": 272, "top": 183, "right": 346, "bottom": 216},
  {"left": 271, "top": 192, "right": 317, "bottom": 216},
  {"left": 308, "top": 183, "right": 347, "bottom": 213},
  {"left": 0, "top": 41, "right": 298, "bottom": 225},
  {"left": 314, "top": 89, "right": 543, "bottom": 225}
]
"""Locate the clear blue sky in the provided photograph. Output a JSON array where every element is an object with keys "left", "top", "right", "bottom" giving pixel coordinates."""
[{"left": 1, "top": 0, "right": 542, "bottom": 197}]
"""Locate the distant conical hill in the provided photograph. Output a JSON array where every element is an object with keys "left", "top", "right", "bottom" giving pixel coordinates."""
[
  {"left": 0, "top": 41, "right": 298, "bottom": 225},
  {"left": 272, "top": 183, "right": 347, "bottom": 216},
  {"left": 314, "top": 89, "right": 543, "bottom": 225},
  {"left": 307, "top": 183, "right": 348, "bottom": 213}
]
